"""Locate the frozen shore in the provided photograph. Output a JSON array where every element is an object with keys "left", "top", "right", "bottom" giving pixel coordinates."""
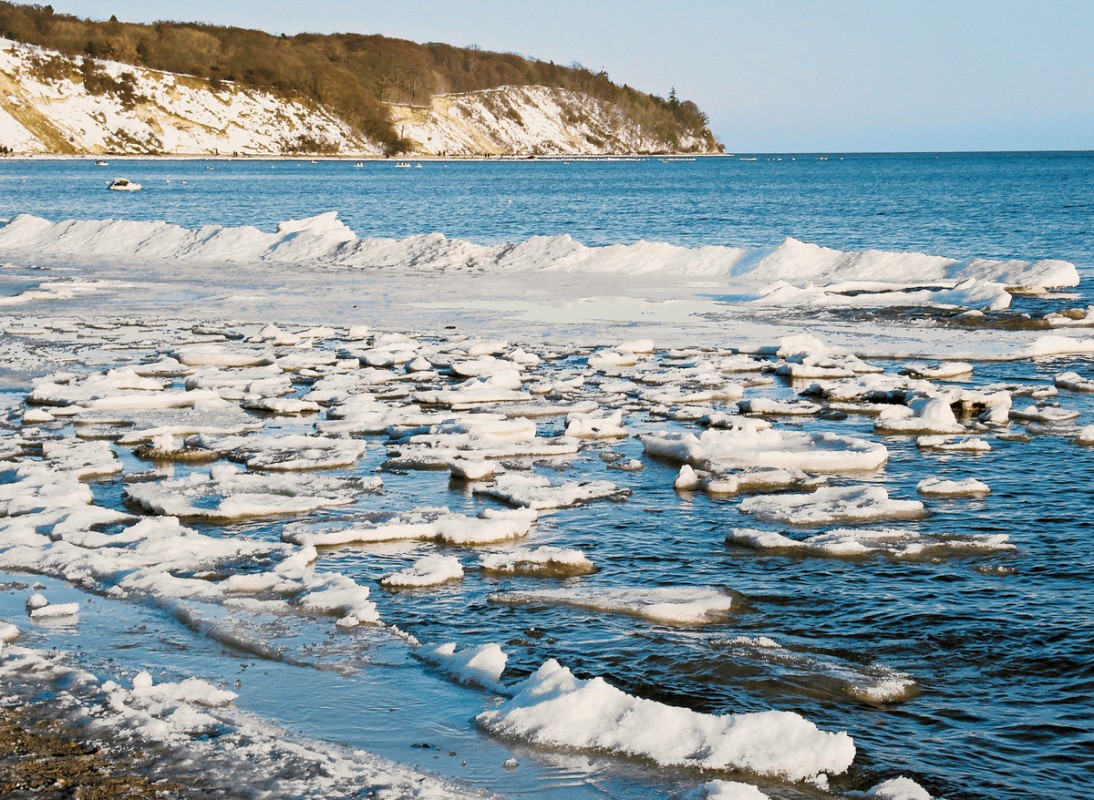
[{"left": 0, "top": 210, "right": 1090, "bottom": 799}]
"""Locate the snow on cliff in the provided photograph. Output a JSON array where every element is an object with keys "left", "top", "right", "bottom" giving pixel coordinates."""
[
  {"left": 0, "top": 38, "right": 715, "bottom": 157},
  {"left": 388, "top": 85, "right": 714, "bottom": 156},
  {"left": 0, "top": 38, "right": 378, "bottom": 156}
]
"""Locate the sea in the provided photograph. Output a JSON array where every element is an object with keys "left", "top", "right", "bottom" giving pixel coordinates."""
[{"left": 0, "top": 152, "right": 1092, "bottom": 799}]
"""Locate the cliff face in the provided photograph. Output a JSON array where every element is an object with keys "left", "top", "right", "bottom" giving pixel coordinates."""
[
  {"left": 388, "top": 86, "right": 718, "bottom": 156},
  {"left": 0, "top": 39, "right": 378, "bottom": 156},
  {"left": 0, "top": 39, "right": 719, "bottom": 157}
]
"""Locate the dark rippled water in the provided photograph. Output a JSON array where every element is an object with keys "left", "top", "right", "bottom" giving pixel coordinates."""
[
  {"left": 1, "top": 153, "right": 1093, "bottom": 798},
  {"left": 1, "top": 152, "right": 1092, "bottom": 264}
]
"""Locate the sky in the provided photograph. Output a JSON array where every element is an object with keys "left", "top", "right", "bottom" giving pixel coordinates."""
[{"left": 51, "top": 0, "right": 1094, "bottom": 152}]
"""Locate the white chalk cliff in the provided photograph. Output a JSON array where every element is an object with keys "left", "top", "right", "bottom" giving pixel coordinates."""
[{"left": 0, "top": 38, "right": 718, "bottom": 157}]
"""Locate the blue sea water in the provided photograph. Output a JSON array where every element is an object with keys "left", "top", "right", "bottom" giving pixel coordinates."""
[
  {"left": 0, "top": 153, "right": 1093, "bottom": 799},
  {"left": 1, "top": 152, "right": 1092, "bottom": 267}
]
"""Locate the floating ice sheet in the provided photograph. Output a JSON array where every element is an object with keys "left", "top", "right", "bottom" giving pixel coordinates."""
[
  {"left": 123, "top": 465, "right": 370, "bottom": 521},
  {"left": 489, "top": 586, "right": 735, "bottom": 625},
  {"left": 738, "top": 486, "right": 927, "bottom": 526},
  {"left": 727, "top": 527, "right": 1012, "bottom": 558},
  {"left": 473, "top": 474, "right": 629, "bottom": 509}
]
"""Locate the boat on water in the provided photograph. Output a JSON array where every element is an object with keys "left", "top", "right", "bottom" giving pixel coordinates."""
[
  {"left": 353, "top": 162, "right": 364, "bottom": 168},
  {"left": 108, "top": 178, "right": 141, "bottom": 192},
  {"left": 394, "top": 162, "right": 412, "bottom": 169},
  {"left": 94, "top": 160, "right": 109, "bottom": 167}
]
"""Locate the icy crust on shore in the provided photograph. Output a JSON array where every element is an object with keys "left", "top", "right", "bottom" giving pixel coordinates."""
[
  {"left": 2, "top": 315, "right": 1069, "bottom": 795},
  {"left": 478, "top": 659, "right": 855, "bottom": 782},
  {"left": 0, "top": 213, "right": 1078, "bottom": 309},
  {"left": 0, "top": 644, "right": 481, "bottom": 799}
]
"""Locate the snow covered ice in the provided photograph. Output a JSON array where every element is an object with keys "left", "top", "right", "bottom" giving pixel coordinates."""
[{"left": 0, "top": 171, "right": 1090, "bottom": 800}]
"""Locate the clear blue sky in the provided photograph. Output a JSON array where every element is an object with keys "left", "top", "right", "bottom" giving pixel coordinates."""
[{"left": 53, "top": 0, "right": 1094, "bottom": 152}]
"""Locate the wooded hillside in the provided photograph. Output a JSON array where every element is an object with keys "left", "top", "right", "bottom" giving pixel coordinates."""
[{"left": 0, "top": 2, "right": 718, "bottom": 154}]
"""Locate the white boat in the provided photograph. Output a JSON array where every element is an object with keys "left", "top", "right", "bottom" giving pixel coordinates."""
[
  {"left": 108, "top": 178, "right": 141, "bottom": 192},
  {"left": 394, "top": 161, "right": 412, "bottom": 169},
  {"left": 94, "top": 160, "right": 109, "bottom": 166},
  {"left": 353, "top": 162, "right": 364, "bottom": 168}
]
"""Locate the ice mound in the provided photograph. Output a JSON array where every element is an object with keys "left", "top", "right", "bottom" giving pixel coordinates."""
[
  {"left": 479, "top": 546, "right": 595, "bottom": 576},
  {"left": 916, "top": 436, "right": 991, "bottom": 453},
  {"left": 564, "top": 409, "right": 628, "bottom": 438},
  {"left": 874, "top": 397, "right": 965, "bottom": 435},
  {"left": 190, "top": 433, "right": 367, "bottom": 471},
  {"left": 380, "top": 554, "right": 464, "bottom": 588},
  {"left": 28, "top": 367, "right": 167, "bottom": 406},
  {"left": 123, "top": 465, "right": 368, "bottom": 520},
  {"left": 1009, "top": 403, "right": 1080, "bottom": 424},
  {"left": 641, "top": 423, "right": 888, "bottom": 473},
  {"left": 0, "top": 466, "right": 94, "bottom": 515},
  {"left": 866, "top": 776, "right": 933, "bottom": 800},
  {"left": 80, "top": 404, "right": 264, "bottom": 444},
  {"left": 738, "top": 486, "right": 927, "bottom": 525},
  {"left": 1022, "top": 335, "right": 1094, "bottom": 357},
  {"left": 2, "top": 214, "right": 1076, "bottom": 304},
  {"left": 173, "top": 344, "right": 276, "bottom": 367},
  {"left": 727, "top": 527, "right": 1012, "bottom": 558},
  {"left": 490, "top": 586, "right": 735, "bottom": 625},
  {"left": 423, "top": 642, "right": 508, "bottom": 691},
  {"left": 679, "top": 780, "right": 770, "bottom": 799},
  {"left": 903, "top": 362, "right": 973, "bottom": 380},
  {"left": 413, "top": 373, "right": 530, "bottom": 408},
  {"left": 1055, "top": 371, "right": 1094, "bottom": 392},
  {"left": 27, "top": 596, "right": 81, "bottom": 620},
  {"left": 753, "top": 277, "right": 1013, "bottom": 311},
  {"left": 916, "top": 477, "right": 991, "bottom": 496},
  {"left": 737, "top": 398, "right": 822, "bottom": 416},
  {"left": 477, "top": 659, "right": 855, "bottom": 781},
  {"left": 674, "top": 464, "right": 823, "bottom": 496},
  {"left": 473, "top": 474, "right": 630, "bottom": 509},
  {"left": 41, "top": 438, "right": 121, "bottom": 479}
]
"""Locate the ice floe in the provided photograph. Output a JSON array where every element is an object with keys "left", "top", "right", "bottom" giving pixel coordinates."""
[
  {"left": 479, "top": 546, "right": 595, "bottom": 576},
  {"left": 641, "top": 422, "right": 888, "bottom": 473},
  {"left": 1054, "top": 371, "right": 1094, "bottom": 392},
  {"left": 916, "top": 477, "right": 991, "bottom": 496},
  {"left": 123, "top": 465, "right": 372, "bottom": 520},
  {"left": 678, "top": 780, "right": 770, "bottom": 800},
  {"left": 727, "top": 527, "right": 1012, "bottom": 558},
  {"left": 381, "top": 554, "right": 464, "bottom": 588},
  {"left": 423, "top": 641, "right": 507, "bottom": 691},
  {"left": 190, "top": 433, "right": 367, "bottom": 471},
  {"left": 490, "top": 586, "right": 735, "bottom": 625},
  {"left": 473, "top": 474, "right": 629, "bottom": 509},
  {"left": 738, "top": 486, "right": 927, "bottom": 525},
  {"left": 865, "top": 776, "right": 933, "bottom": 800},
  {"left": 283, "top": 508, "right": 538, "bottom": 547}
]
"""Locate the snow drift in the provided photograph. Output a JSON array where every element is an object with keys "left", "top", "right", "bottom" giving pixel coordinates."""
[{"left": 0, "top": 213, "right": 1077, "bottom": 310}]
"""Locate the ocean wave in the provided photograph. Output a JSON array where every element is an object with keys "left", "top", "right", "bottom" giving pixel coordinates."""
[{"left": 0, "top": 212, "right": 1079, "bottom": 307}]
